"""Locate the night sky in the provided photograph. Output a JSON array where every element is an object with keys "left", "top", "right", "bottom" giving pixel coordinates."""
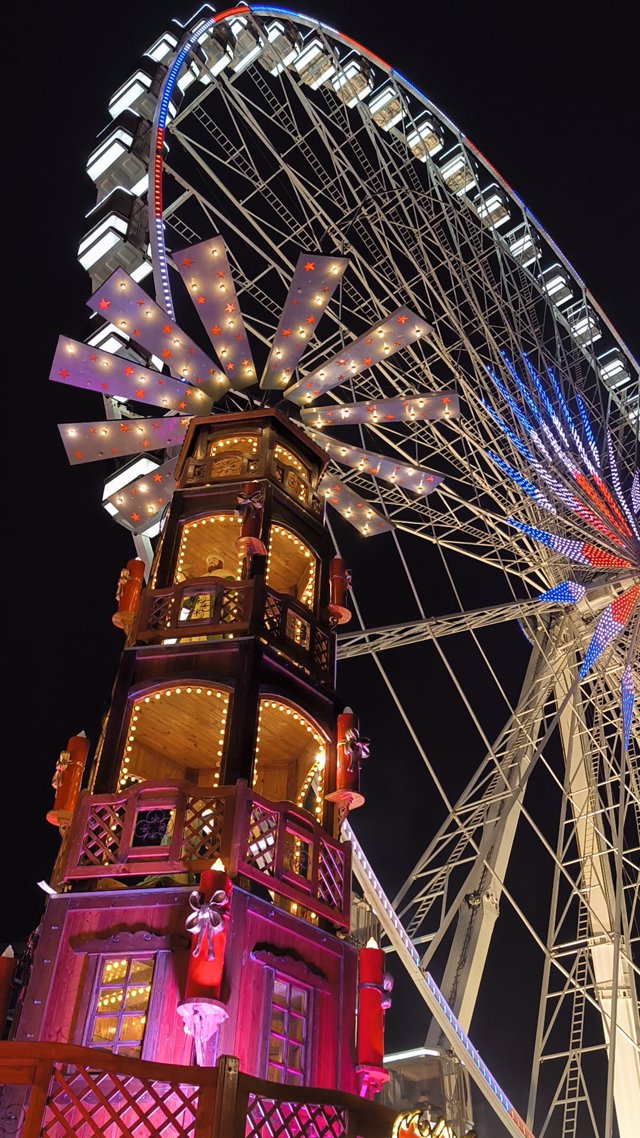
[{"left": 4, "top": 0, "right": 638, "bottom": 1125}]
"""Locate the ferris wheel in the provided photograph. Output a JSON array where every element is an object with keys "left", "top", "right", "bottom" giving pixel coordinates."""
[{"left": 52, "top": 6, "right": 639, "bottom": 1137}]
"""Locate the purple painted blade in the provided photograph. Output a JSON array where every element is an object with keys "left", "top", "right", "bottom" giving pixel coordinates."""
[
  {"left": 300, "top": 391, "right": 459, "bottom": 428},
  {"left": 261, "top": 253, "right": 349, "bottom": 389},
  {"left": 285, "top": 307, "right": 432, "bottom": 405},
  {"left": 173, "top": 237, "right": 257, "bottom": 390},
  {"left": 87, "top": 268, "right": 230, "bottom": 401},
  {"left": 59, "top": 415, "right": 191, "bottom": 464},
  {"left": 103, "top": 456, "right": 177, "bottom": 534},
  {"left": 318, "top": 474, "right": 394, "bottom": 536},
  {"left": 307, "top": 428, "right": 443, "bottom": 496},
  {"left": 50, "top": 336, "right": 212, "bottom": 414}
]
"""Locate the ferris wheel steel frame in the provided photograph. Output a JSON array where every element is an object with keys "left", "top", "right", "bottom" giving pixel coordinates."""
[{"left": 74, "top": 6, "right": 640, "bottom": 1137}]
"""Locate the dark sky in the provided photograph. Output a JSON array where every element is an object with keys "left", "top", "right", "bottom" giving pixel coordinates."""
[{"left": 4, "top": 0, "right": 638, "bottom": 1126}]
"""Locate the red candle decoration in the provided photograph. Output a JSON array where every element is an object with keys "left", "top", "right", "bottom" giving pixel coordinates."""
[
  {"left": 356, "top": 939, "right": 392, "bottom": 1098},
  {"left": 112, "top": 557, "right": 145, "bottom": 632},
  {"left": 327, "top": 556, "right": 351, "bottom": 625},
  {"left": 46, "top": 733, "right": 90, "bottom": 832},
  {"left": 184, "top": 860, "right": 232, "bottom": 1000}
]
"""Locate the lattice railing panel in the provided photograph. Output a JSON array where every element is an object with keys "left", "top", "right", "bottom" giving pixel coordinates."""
[
  {"left": 181, "top": 795, "right": 227, "bottom": 861},
  {"left": 147, "top": 593, "right": 174, "bottom": 632},
  {"left": 219, "top": 587, "right": 245, "bottom": 624},
  {"left": 43, "top": 1063, "right": 199, "bottom": 1138},
  {"left": 264, "top": 592, "right": 283, "bottom": 636},
  {"left": 245, "top": 1095, "right": 347, "bottom": 1138},
  {"left": 245, "top": 804, "right": 279, "bottom": 873},
  {"left": 318, "top": 841, "right": 345, "bottom": 912},
  {"left": 78, "top": 803, "right": 127, "bottom": 867}
]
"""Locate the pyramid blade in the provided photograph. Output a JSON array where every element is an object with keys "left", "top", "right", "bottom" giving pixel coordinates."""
[
  {"left": 51, "top": 336, "right": 213, "bottom": 414},
  {"left": 308, "top": 428, "right": 444, "bottom": 496},
  {"left": 260, "top": 253, "right": 349, "bottom": 389},
  {"left": 300, "top": 391, "right": 458, "bottom": 428},
  {"left": 87, "top": 269, "right": 230, "bottom": 401},
  {"left": 318, "top": 474, "right": 394, "bottom": 536},
  {"left": 285, "top": 307, "right": 432, "bottom": 405},
  {"left": 59, "top": 416, "right": 191, "bottom": 464},
  {"left": 104, "top": 456, "right": 177, "bottom": 533},
  {"left": 174, "top": 237, "right": 257, "bottom": 389}
]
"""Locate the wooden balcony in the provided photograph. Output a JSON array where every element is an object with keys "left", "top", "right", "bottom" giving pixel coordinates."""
[
  {"left": 132, "top": 576, "right": 334, "bottom": 682},
  {"left": 0, "top": 1047, "right": 396, "bottom": 1138},
  {"left": 55, "top": 780, "right": 351, "bottom": 929}
]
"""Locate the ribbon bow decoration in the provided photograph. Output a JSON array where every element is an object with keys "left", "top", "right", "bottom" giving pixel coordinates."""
[
  {"left": 236, "top": 489, "right": 264, "bottom": 516},
  {"left": 185, "top": 888, "right": 229, "bottom": 960},
  {"left": 344, "top": 727, "right": 370, "bottom": 773},
  {"left": 115, "top": 566, "right": 130, "bottom": 602},
  {"left": 52, "top": 749, "right": 71, "bottom": 790}
]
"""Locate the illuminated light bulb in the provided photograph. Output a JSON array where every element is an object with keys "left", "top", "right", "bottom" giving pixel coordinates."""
[
  {"left": 119, "top": 281, "right": 127, "bottom": 290},
  {"left": 68, "top": 428, "right": 77, "bottom": 437},
  {"left": 145, "top": 309, "right": 152, "bottom": 317}
]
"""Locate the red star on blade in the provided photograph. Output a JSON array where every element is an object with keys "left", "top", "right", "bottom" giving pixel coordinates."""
[
  {"left": 137, "top": 299, "right": 145, "bottom": 306},
  {"left": 304, "top": 261, "right": 315, "bottom": 272},
  {"left": 131, "top": 512, "right": 141, "bottom": 522},
  {"left": 99, "top": 299, "right": 111, "bottom": 311},
  {"left": 396, "top": 314, "right": 409, "bottom": 324},
  {"left": 364, "top": 337, "right": 373, "bottom": 344},
  {"left": 100, "top": 383, "right": 108, "bottom": 390},
  {"left": 211, "top": 324, "right": 221, "bottom": 335},
  {"left": 178, "top": 401, "right": 186, "bottom": 410},
  {"left": 395, "top": 338, "right": 402, "bottom": 347},
  {"left": 90, "top": 354, "right": 97, "bottom": 361},
  {"left": 119, "top": 423, "right": 130, "bottom": 433},
  {"left": 74, "top": 450, "right": 84, "bottom": 460},
  {"left": 216, "top": 271, "right": 225, "bottom": 279},
  {"left": 282, "top": 329, "right": 292, "bottom": 337},
  {"left": 337, "top": 358, "right": 347, "bottom": 365},
  {"left": 162, "top": 349, "right": 172, "bottom": 359},
  {"left": 153, "top": 473, "right": 163, "bottom": 483},
  {"left": 132, "top": 329, "right": 140, "bottom": 337},
  {"left": 143, "top": 439, "right": 150, "bottom": 449},
  {"left": 225, "top": 302, "right": 236, "bottom": 314},
  {"left": 151, "top": 423, "right": 161, "bottom": 430},
  {"left": 241, "top": 359, "right": 251, "bottom": 368},
  {"left": 162, "top": 324, "right": 172, "bottom": 334},
  {"left": 305, "top": 316, "right": 315, "bottom": 325},
  {"left": 182, "top": 257, "right": 192, "bottom": 266},
  {"left": 157, "top": 378, "right": 165, "bottom": 386},
  {"left": 156, "top": 498, "right": 164, "bottom": 505},
  {"left": 363, "top": 357, "right": 373, "bottom": 366},
  {"left": 124, "top": 366, "right": 134, "bottom": 376},
  {"left": 226, "top": 362, "right": 235, "bottom": 371},
  {"left": 89, "top": 428, "right": 96, "bottom": 435},
  {"left": 187, "top": 347, "right": 196, "bottom": 356},
  {"left": 135, "top": 389, "right": 145, "bottom": 399},
  {"left": 196, "top": 296, "right": 206, "bottom": 304},
  {"left": 59, "top": 369, "right": 70, "bottom": 378}
]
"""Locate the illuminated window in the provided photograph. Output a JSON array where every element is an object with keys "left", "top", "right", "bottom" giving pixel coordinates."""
[
  {"left": 266, "top": 526, "right": 316, "bottom": 608},
  {"left": 174, "top": 513, "right": 243, "bottom": 584},
  {"left": 273, "top": 444, "right": 311, "bottom": 505},
  {"left": 86, "top": 957, "right": 154, "bottom": 1058},
  {"left": 118, "top": 686, "right": 230, "bottom": 790},
  {"left": 267, "top": 976, "right": 310, "bottom": 1085}
]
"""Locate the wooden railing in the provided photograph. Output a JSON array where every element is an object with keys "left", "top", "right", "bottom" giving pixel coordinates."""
[
  {"left": 55, "top": 780, "right": 351, "bottom": 929},
  {"left": 0, "top": 1047, "right": 396, "bottom": 1138},
  {"left": 132, "top": 577, "right": 334, "bottom": 682}
]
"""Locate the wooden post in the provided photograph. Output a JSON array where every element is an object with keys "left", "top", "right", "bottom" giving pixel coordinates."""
[{"left": 211, "top": 1055, "right": 240, "bottom": 1138}]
